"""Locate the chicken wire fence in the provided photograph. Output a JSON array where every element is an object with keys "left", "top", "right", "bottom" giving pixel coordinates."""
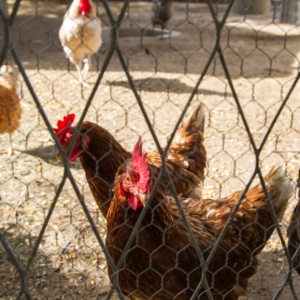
[{"left": 1, "top": 0, "right": 300, "bottom": 299}]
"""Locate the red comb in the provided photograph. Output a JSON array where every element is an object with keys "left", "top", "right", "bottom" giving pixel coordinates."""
[
  {"left": 132, "top": 137, "right": 150, "bottom": 194},
  {"left": 53, "top": 114, "right": 75, "bottom": 143},
  {"left": 79, "top": 0, "right": 91, "bottom": 15}
]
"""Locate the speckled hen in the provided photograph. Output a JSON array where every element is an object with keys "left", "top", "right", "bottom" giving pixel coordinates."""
[{"left": 106, "top": 138, "right": 294, "bottom": 300}]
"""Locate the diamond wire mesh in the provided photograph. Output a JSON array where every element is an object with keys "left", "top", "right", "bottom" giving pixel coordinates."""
[{"left": 1, "top": 0, "right": 300, "bottom": 299}]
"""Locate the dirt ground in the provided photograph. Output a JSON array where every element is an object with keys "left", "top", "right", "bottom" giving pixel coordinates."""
[{"left": 1, "top": 0, "right": 300, "bottom": 299}]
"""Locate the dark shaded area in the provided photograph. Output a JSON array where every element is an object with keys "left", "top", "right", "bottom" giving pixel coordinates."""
[
  {"left": 106, "top": 77, "right": 232, "bottom": 95},
  {"left": 23, "top": 144, "right": 81, "bottom": 169}
]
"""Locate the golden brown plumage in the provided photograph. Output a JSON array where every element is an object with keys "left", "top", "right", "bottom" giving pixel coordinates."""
[
  {"left": 106, "top": 147, "right": 293, "bottom": 300},
  {"left": 0, "top": 65, "right": 21, "bottom": 157},
  {"left": 53, "top": 104, "right": 206, "bottom": 218}
]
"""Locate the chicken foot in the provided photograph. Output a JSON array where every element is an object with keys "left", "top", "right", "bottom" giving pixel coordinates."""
[
  {"left": 82, "top": 54, "right": 92, "bottom": 80},
  {"left": 0, "top": 133, "right": 14, "bottom": 156},
  {"left": 159, "top": 25, "right": 166, "bottom": 40},
  {"left": 75, "top": 63, "right": 89, "bottom": 87}
]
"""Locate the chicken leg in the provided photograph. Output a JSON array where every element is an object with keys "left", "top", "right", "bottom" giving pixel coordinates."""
[
  {"left": 75, "top": 63, "right": 89, "bottom": 87},
  {"left": 0, "top": 133, "right": 14, "bottom": 156},
  {"left": 159, "top": 25, "right": 165, "bottom": 40},
  {"left": 82, "top": 54, "right": 92, "bottom": 80}
]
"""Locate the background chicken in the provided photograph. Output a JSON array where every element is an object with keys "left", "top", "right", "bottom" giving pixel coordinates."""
[
  {"left": 53, "top": 104, "right": 206, "bottom": 218},
  {"left": 106, "top": 138, "right": 293, "bottom": 300},
  {"left": 287, "top": 169, "right": 300, "bottom": 275},
  {"left": 152, "top": 0, "right": 173, "bottom": 32},
  {"left": 287, "top": 202, "right": 300, "bottom": 276},
  {"left": 0, "top": 65, "right": 21, "bottom": 157},
  {"left": 59, "top": 0, "right": 102, "bottom": 85}
]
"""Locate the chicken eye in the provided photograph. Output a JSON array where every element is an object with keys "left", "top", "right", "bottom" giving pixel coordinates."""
[{"left": 125, "top": 177, "right": 130, "bottom": 183}]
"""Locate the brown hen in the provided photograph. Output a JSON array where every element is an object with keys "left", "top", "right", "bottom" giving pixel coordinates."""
[
  {"left": 106, "top": 138, "right": 293, "bottom": 300},
  {"left": 53, "top": 104, "right": 206, "bottom": 218},
  {"left": 0, "top": 65, "right": 21, "bottom": 157}
]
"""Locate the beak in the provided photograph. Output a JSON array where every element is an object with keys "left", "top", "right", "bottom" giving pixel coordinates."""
[{"left": 136, "top": 193, "right": 149, "bottom": 206}]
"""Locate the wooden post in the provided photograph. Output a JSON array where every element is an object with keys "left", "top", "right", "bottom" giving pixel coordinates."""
[{"left": 281, "top": 0, "right": 300, "bottom": 24}]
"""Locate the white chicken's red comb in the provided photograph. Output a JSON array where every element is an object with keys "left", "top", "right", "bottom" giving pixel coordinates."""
[{"left": 79, "top": 0, "right": 91, "bottom": 14}]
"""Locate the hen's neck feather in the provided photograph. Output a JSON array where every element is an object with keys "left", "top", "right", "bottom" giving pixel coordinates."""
[{"left": 79, "top": 121, "right": 131, "bottom": 217}]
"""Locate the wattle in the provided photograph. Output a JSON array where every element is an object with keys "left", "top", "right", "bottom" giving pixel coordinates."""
[
  {"left": 127, "top": 194, "right": 143, "bottom": 211},
  {"left": 70, "top": 149, "right": 82, "bottom": 162}
]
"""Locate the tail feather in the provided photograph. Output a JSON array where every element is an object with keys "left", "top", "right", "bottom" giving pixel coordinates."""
[
  {"left": 240, "top": 167, "right": 294, "bottom": 220},
  {"left": 173, "top": 103, "right": 205, "bottom": 146},
  {"left": 263, "top": 167, "right": 294, "bottom": 218},
  {"left": 167, "top": 103, "right": 206, "bottom": 198},
  {"left": 223, "top": 166, "right": 294, "bottom": 254},
  {"left": 182, "top": 103, "right": 205, "bottom": 134}
]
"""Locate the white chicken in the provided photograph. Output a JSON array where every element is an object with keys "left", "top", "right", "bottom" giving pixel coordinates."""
[{"left": 59, "top": 0, "right": 102, "bottom": 85}]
